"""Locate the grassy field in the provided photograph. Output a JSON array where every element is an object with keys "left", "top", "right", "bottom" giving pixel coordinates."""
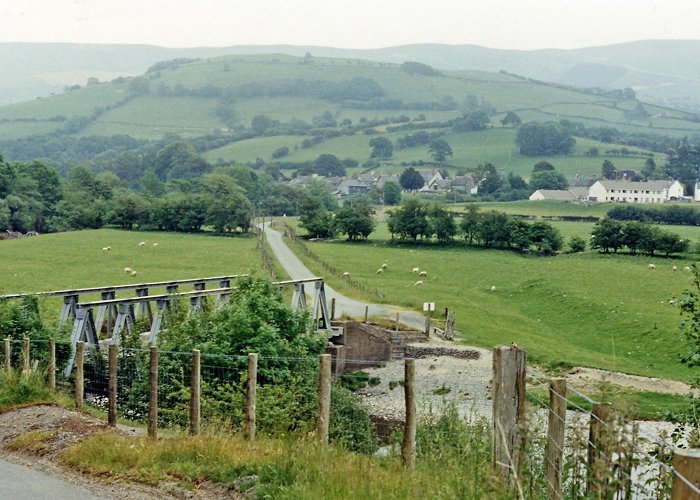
[
  {"left": 288, "top": 218, "right": 700, "bottom": 383},
  {"left": 0, "top": 229, "right": 260, "bottom": 295}
]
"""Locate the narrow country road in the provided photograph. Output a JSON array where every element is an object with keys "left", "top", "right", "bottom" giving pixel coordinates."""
[
  {"left": 0, "top": 457, "right": 98, "bottom": 499},
  {"left": 262, "top": 222, "right": 427, "bottom": 330}
]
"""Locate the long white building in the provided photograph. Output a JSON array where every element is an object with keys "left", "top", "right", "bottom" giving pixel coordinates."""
[{"left": 587, "top": 180, "right": 684, "bottom": 203}]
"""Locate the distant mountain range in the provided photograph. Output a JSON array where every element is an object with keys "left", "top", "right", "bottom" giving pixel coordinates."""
[{"left": 2, "top": 40, "right": 700, "bottom": 110}]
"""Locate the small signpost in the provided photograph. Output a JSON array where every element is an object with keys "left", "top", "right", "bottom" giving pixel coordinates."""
[{"left": 423, "top": 302, "right": 435, "bottom": 335}]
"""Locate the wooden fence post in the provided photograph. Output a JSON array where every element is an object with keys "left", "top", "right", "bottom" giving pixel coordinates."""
[
  {"left": 330, "top": 298, "right": 336, "bottom": 321},
  {"left": 3, "top": 338, "right": 10, "bottom": 372},
  {"left": 189, "top": 349, "right": 201, "bottom": 435},
  {"left": 22, "top": 338, "right": 30, "bottom": 377},
  {"left": 402, "top": 358, "right": 416, "bottom": 468},
  {"left": 317, "top": 354, "right": 331, "bottom": 445},
  {"left": 546, "top": 378, "right": 566, "bottom": 500},
  {"left": 395, "top": 312, "right": 400, "bottom": 331},
  {"left": 75, "top": 341, "right": 84, "bottom": 409},
  {"left": 245, "top": 353, "right": 258, "bottom": 441},
  {"left": 672, "top": 448, "right": 700, "bottom": 499},
  {"left": 108, "top": 344, "right": 117, "bottom": 427},
  {"left": 148, "top": 346, "right": 158, "bottom": 439},
  {"left": 587, "top": 402, "right": 612, "bottom": 496},
  {"left": 492, "top": 345, "right": 527, "bottom": 478},
  {"left": 48, "top": 339, "right": 56, "bottom": 391}
]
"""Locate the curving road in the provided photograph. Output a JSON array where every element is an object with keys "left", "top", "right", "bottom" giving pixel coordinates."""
[
  {"left": 262, "top": 222, "right": 427, "bottom": 330},
  {"left": 0, "top": 458, "right": 98, "bottom": 499}
]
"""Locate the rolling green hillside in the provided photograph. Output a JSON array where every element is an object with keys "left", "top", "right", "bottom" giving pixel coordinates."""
[{"left": 0, "top": 53, "right": 691, "bottom": 180}]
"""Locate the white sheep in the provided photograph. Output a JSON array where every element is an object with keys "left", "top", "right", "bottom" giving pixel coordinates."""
[
  {"left": 673, "top": 266, "right": 678, "bottom": 271},
  {"left": 490, "top": 285, "right": 496, "bottom": 292},
  {"left": 376, "top": 268, "right": 384, "bottom": 274},
  {"left": 342, "top": 272, "right": 350, "bottom": 278},
  {"left": 381, "top": 263, "right": 387, "bottom": 270},
  {"left": 414, "top": 280, "right": 424, "bottom": 286},
  {"left": 139, "top": 241, "right": 146, "bottom": 247},
  {"left": 684, "top": 266, "right": 692, "bottom": 271},
  {"left": 153, "top": 243, "right": 158, "bottom": 247},
  {"left": 102, "top": 246, "right": 111, "bottom": 251},
  {"left": 130, "top": 270, "right": 137, "bottom": 276},
  {"left": 648, "top": 264, "right": 656, "bottom": 269},
  {"left": 412, "top": 267, "right": 420, "bottom": 274},
  {"left": 418, "top": 271, "right": 427, "bottom": 277},
  {"left": 123, "top": 267, "right": 133, "bottom": 273}
]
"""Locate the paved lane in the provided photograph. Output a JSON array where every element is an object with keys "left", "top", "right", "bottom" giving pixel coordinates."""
[{"left": 0, "top": 458, "right": 99, "bottom": 499}]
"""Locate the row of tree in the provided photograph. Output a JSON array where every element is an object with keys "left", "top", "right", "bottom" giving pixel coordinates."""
[
  {"left": 591, "top": 218, "right": 688, "bottom": 256},
  {"left": 607, "top": 204, "right": 700, "bottom": 226}
]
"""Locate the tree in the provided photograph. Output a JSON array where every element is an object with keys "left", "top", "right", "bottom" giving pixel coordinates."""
[
  {"left": 532, "top": 161, "right": 555, "bottom": 172},
  {"left": 665, "top": 140, "right": 700, "bottom": 193},
  {"left": 369, "top": 137, "right": 393, "bottom": 160},
  {"left": 529, "top": 170, "right": 569, "bottom": 190},
  {"left": 335, "top": 196, "right": 376, "bottom": 240},
  {"left": 428, "top": 204, "right": 456, "bottom": 243},
  {"left": 153, "top": 142, "right": 211, "bottom": 181},
  {"left": 515, "top": 122, "right": 575, "bottom": 156},
  {"left": 501, "top": 111, "right": 522, "bottom": 127},
  {"left": 642, "top": 157, "right": 657, "bottom": 178},
  {"left": 475, "top": 163, "right": 503, "bottom": 195},
  {"left": 602, "top": 160, "right": 616, "bottom": 180},
  {"left": 568, "top": 235, "right": 587, "bottom": 253},
  {"left": 298, "top": 194, "right": 336, "bottom": 238},
  {"left": 528, "top": 221, "right": 563, "bottom": 254},
  {"left": 382, "top": 181, "right": 402, "bottom": 205},
  {"left": 312, "top": 154, "right": 345, "bottom": 177},
  {"left": 107, "top": 192, "right": 151, "bottom": 229},
  {"left": 590, "top": 218, "right": 624, "bottom": 253},
  {"left": 428, "top": 139, "right": 453, "bottom": 164},
  {"left": 386, "top": 198, "right": 430, "bottom": 241},
  {"left": 399, "top": 167, "right": 424, "bottom": 191},
  {"left": 460, "top": 205, "right": 482, "bottom": 245},
  {"left": 679, "top": 264, "right": 700, "bottom": 367},
  {"left": 452, "top": 110, "right": 489, "bottom": 132}
]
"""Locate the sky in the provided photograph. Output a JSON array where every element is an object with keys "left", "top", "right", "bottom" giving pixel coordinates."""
[{"left": 2, "top": 0, "right": 699, "bottom": 50}]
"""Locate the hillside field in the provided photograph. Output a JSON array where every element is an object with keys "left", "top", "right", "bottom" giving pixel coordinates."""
[
  {"left": 288, "top": 217, "right": 700, "bottom": 383},
  {"left": 0, "top": 229, "right": 260, "bottom": 296}
]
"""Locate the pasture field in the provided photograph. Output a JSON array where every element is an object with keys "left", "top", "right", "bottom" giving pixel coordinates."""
[
  {"left": 0, "top": 229, "right": 260, "bottom": 296},
  {"left": 290, "top": 219, "right": 699, "bottom": 382}
]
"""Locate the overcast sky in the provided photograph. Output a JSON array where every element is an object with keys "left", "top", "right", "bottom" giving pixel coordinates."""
[{"left": 2, "top": 0, "right": 698, "bottom": 50}]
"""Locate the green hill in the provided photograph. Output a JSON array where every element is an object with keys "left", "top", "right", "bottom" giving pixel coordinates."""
[{"left": 0, "top": 53, "right": 689, "bottom": 179}]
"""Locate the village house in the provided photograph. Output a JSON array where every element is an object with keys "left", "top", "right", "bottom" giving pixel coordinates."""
[
  {"left": 587, "top": 179, "right": 684, "bottom": 203},
  {"left": 529, "top": 187, "right": 589, "bottom": 201}
]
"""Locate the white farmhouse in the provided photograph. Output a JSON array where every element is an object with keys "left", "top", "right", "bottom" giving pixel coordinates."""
[{"left": 587, "top": 180, "right": 684, "bottom": 203}]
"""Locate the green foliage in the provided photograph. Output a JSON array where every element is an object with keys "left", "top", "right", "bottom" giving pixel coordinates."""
[
  {"left": 335, "top": 196, "right": 376, "bottom": 240},
  {"left": 0, "top": 370, "right": 56, "bottom": 409},
  {"left": 516, "top": 121, "right": 575, "bottom": 156},
  {"left": 368, "top": 136, "right": 393, "bottom": 159},
  {"left": 382, "top": 181, "right": 402, "bottom": 205},
  {"left": 298, "top": 194, "right": 336, "bottom": 239},
  {"left": 679, "top": 264, "right": 700, "bottom": 368},
  {"left": 592, "top": 218, "right": 688, "bottom": 256},
  {"left": 529, "top": 169, "right": 569, "bottom": 190},
  {"left": 568, "top": 235, "right": 587, "bottom": 253},
  {"left": 387, "top": 198, "right": 430, "bottom": 241},
  {"left": 0, "top": 296, "right": 49, "bottom": 339},
  {"left": 399, "top": 167, "right": 424, "bottom": 191},
  {"left": 428, "top": 139, "right": 453, "bottom": 163}
]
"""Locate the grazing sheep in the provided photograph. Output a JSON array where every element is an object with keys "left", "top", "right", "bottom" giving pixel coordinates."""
[
  {"left": 130, "top": 270, "right": 137, "bottom": 276},
  {"left": 342, "top": 272, "right": 350, "bottom": 278},
  {"left": 123, "top": 267, "right": 133, "bottom": 273},
  {"left": 414, "top": 280, "right": 424, "bottom": 286},
  {"left": 669, "top": 299, "right": 677, "bottom": 305},
  {"left": 673, "top": 266, "right": 678, "bottom": 271},
  {"left": 381, "top": 263, "right": 387, "bottom": 270},
  {"left": 412, "top": 267, "right": 420, "bottom": 274},
  {"left": 648, "top": 264, "right": 656, "bottom": 269},
  {"left": 684, "top": 266, "right": 692, "bottom": 271},
  {"left": 376, "top": 268, "right": 384, "bottom": 274},
  {"left": 418, "top": 271, "right": 427, "bottom": 277},
  {"left": 153, "top": 243, "right": 158, "bottom": 247},
  {"left": 139, "top": 241, "right": 146, "bottom": 246},
  {"left": 102, "top": 246, "right": 111, "bottom": 251},
  {"left": 491, "top": 285, "right": 496, "bottom": 292}
]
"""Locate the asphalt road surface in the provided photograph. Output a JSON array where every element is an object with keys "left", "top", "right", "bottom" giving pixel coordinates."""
[
  {"left": 262, "top": 222, "right": 425, "bottom": 330},
  {"left": 0, "top": 458, "right": 98, "bottom": 499}
]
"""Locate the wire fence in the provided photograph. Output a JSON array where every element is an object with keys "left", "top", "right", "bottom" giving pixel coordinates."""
[{"left": 3, "top": 338, "right": 699, "bottom": 497}]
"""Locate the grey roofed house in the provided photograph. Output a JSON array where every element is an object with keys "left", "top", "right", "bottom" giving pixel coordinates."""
[
  {"left": 450, "top": 176, "right": 476, "bottom": 193},
  {"left": 287, "top": 174, "right": 326, "bottom": 188},
  {"left": 529, "top": 187, "right": 588, "bottom": 201},
  {"left": 375, "top": 174, "right": 400, "bottom": 189},
  {"left": 334, "top": 179, "right": 370, "bottom": 196}
]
